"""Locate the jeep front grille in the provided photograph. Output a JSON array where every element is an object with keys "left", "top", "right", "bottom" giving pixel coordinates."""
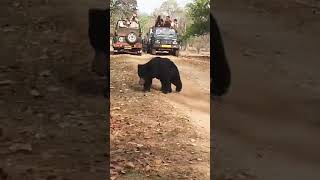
[{"left": 161, "top": 40, "right": 172, "bottom": 44}]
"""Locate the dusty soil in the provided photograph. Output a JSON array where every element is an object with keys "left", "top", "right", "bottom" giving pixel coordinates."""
[
  {"left": 0, "top": 0, "right": 108, "bottom": 179},
  {"left": 110, "top": 53, "right": 210, "bottom": 179},
  {"left": 214, "top": 0, "right": 320, "bottom": 179}
]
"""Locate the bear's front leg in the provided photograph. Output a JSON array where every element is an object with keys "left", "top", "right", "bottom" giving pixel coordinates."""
[
  {"left": 143, "top": 78, "right": 152, "bottom": 92},
  {"left": 143, "top": 85, "right": 151, "bottom": 92}
]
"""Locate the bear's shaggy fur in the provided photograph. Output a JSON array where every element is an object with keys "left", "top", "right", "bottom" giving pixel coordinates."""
[
  {"left": 138, "top": 57, "right": 182, "bottom": 94},
  {"left": 211, "top": 15, "right": 231, "bottom": 97}
]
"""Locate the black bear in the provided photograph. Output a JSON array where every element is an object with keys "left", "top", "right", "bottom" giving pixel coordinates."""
[
  {"left": 88, "top": 8, "right": 108, "bottom": 76},
  {"left": 138, "top": 57, "right": 182, "bottom": 94},
  {"left": 88, "top": 8, "right": 109, "bottom": 98},
  {"left": 211, "top": 15, "right": 231, "bottom": 97}
]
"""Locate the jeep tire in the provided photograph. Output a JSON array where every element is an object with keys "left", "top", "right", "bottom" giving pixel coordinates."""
[{"left": 126, "top": 32, "right": 138, "bottom": 44}]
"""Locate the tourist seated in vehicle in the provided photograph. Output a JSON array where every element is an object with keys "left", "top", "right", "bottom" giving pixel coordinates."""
[
  {"left": 164, "top": 16, "right": 172, "bottom": 27},
  {"left": 130, "top": 10, "right": 139, "bottom": 23},
  {"left": 125, "top": 17, "right": 131, "bottom": 26},
  {"left": 129, "top": 17, "right": 139, "bottom": 28},
  {"left": 172, "top": 19, "right": 178, "bottom": 31},
  {"left": 155, "top": 15, "right": 162, "bottom": 27},
  {"left": 118, "top": 18, "right": 127, "bottom": 28}
]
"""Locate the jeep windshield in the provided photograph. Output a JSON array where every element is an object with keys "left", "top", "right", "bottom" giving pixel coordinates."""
[{"left": 155, "top": 27, "right": 177, "bottom": 38}]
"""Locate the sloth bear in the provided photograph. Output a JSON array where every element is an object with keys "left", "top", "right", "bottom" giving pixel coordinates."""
[
  {"left": 88, "top": 8, "right": 109, "bottom": 98},
  {"left": 211, "top": 14, "right": 231, "bottom": 97},
  {"left": 138, "top": 57, "right": 182, "bottom": 94}
]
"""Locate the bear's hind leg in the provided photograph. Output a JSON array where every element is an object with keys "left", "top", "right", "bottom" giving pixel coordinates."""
[
  {"left": 171, "top": 77, "right": 182, "bottom": 92},
  {"left": 160, "top": 79, "right": 172, "bottom": 94}
]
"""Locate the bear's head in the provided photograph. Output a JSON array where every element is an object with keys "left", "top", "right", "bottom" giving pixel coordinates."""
[{"left": 138, "top": 64, "right": 146, "bottom": 85}]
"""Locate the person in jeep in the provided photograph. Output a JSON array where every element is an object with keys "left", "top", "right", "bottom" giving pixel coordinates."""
[
  {"left": 164, "top": 16, "right": 172, "bottom": 27},
  {"left": 155, "top": 15, "right": 162, "bottom": 27},
  {"left": 172, "top": 19, "right": 178, "bottom": 31},
  {"left": 119, "top": 18, "right": 127, "bottom": 28},
  {"left": 131, "top": 7, "right": 139, "bottom": 22},
  {"left": 130, "top": 17, "right": 139, "bottom": 28}
]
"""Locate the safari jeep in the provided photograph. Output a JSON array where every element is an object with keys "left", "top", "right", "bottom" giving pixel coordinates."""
[
  {"left": 148, "top": 26, "right": 180, "bottom": 56},
  {"left": 112, "top": 20, "right": 142, "bottom": 55}
]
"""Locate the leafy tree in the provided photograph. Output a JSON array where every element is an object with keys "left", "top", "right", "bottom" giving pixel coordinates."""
[
  {"left": 110, "top": 0, "right": 137, "bottom": 29},
  {"left": 154, "top": 0, "right": 180, "bottom": 17},
  {"left": 139, "top": 13, "right": 153, "bottom": 34},
  {"left": 183, "top": 0, "right": 210, "bottom": 40}
]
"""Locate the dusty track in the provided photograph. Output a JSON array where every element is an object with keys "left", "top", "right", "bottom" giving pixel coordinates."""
[
  {"left": 123, "top": 54, "right": 210, "bottom": 131},
  {"left": 214, "top": 0, "right": 320, "bottom": 179},
  {"left": 0, "top": 0, "right": 108, "bottom": 179},
  {"left": 110, "top": 53, "right": 210, "bottom": 179}
]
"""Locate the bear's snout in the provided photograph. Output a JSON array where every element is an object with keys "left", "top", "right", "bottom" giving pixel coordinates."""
[{"left": 139, "top": 78, "right": 145, "bottom": 85}]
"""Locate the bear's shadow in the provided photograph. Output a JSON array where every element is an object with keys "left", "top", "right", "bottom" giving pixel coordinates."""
[{"left": 130, "top": 83, "right": 162, "bottom": 92}]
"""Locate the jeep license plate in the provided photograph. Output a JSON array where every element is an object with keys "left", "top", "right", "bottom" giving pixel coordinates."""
[
  {"left": 161, "top": 45, "right": 172, "bottom": 48},
  {"left": 124, "top": 46, "right": 132, "bottom": 49}
]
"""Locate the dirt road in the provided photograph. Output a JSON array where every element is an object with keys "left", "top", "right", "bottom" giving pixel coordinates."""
[
  {"left": 110, "top": 53, "right": 210, "bottom": 179},
  {"left": 126, "top": 54, "right": 210, "bottom": 130},
  {"left": 214, "top": 0, "right": 320, "bottom": 179},
  {"left": 0, "top": 0, "right": 108, "bottom": 179}
]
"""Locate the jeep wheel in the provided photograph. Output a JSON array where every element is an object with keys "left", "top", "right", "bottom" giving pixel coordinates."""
[
  {"left": 151, "top": 48, "right": 157, "bottom": 55},
  {"left": 126, "top": 32, "right": 138, "bottom": 44}
]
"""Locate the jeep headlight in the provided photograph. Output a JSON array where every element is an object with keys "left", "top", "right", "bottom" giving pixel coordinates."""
[
  {"left": 155, "top": 39, "right": 160, "bottom": 44},
  {"left": 172, "top": 40, "right": 177, "bottom": 44}
]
